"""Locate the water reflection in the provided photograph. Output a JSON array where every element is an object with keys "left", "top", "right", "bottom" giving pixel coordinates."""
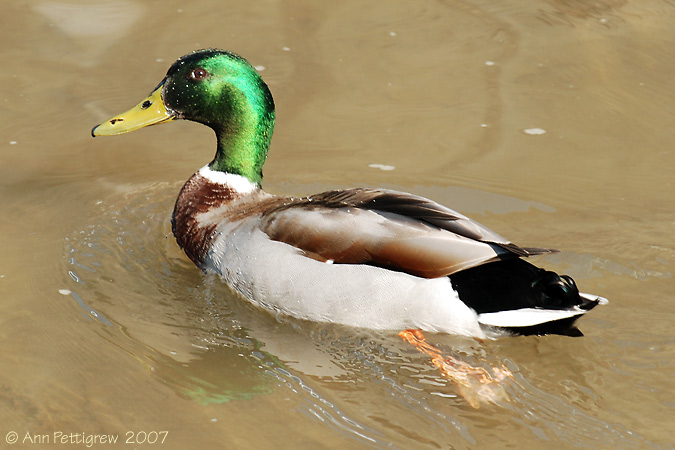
[
  {"left": 33, "top": 1, "right": 145, "bottom": 65},
  {"left": 542, "top": 0, "right": 628, "bottom": 21}
]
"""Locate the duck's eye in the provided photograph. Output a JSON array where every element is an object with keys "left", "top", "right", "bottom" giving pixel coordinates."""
[{"left": 189, "top": 68, "right": 209, "bottom": 81}]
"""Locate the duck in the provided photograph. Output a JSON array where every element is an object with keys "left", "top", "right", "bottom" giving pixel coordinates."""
[{"left": 92, "top": 49, "right": 606, "bottom": 338}]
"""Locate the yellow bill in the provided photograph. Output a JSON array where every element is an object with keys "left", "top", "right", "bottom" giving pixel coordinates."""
[{"left": 91, "top": 82, "right": 175, "bottom": 137}]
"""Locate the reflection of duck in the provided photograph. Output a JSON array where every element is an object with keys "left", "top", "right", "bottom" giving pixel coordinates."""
[
  {"left": 152, "top": 337, "right": 273, "bottom": 405},
  {"left": 92, "top": 49, "right": 605, "bottom": 338}
]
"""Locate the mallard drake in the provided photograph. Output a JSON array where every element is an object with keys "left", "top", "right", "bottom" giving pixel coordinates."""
[{"left": 92, "top": 49, "right": 606, "bottom": 338}]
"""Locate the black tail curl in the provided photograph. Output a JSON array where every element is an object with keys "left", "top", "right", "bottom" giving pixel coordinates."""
[{"left": 531, "top": 271, "right": 579, "bottom": 309}]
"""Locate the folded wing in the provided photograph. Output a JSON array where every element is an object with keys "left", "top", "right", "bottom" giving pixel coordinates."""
[{"left": 259, "top": 188, "right": 555, "bottom": 278}]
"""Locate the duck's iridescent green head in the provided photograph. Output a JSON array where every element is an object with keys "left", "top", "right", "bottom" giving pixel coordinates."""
[{"left": 92, "top": 49, "right": 275, "bottom": 185}]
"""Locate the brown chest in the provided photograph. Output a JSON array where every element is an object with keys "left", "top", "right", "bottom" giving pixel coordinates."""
[{"left": 171, "top": 173, "right": 239, "bottom": 269}]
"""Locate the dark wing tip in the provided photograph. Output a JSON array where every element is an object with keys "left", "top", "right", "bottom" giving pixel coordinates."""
[{"left": 498, "top": 243, "right": 559, "bottom": 257}]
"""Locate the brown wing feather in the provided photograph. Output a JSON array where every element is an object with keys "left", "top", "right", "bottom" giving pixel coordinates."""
[{"left": 258, "top": 188, "right": 555, "bottom": 278}]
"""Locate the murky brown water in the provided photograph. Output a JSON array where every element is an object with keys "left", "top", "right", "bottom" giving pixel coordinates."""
[{"left": 1, "top": 0, "right": 673, "bottom": 448}]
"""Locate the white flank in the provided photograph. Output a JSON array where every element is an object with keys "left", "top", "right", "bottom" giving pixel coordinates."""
[
  {"left": 205, "top": 221, "right": 486, "bottom": 337},
  {"left": 198, "top": 165, "right": 258, "bottom": 194}
]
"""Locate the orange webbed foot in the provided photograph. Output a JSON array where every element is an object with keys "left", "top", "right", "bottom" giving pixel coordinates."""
[{"left": 399, "top": 329, "right": 513, "bottom": 409}]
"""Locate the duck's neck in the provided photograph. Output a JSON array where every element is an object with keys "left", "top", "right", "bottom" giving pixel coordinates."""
[{"left": 208, "top": 90, "right": 275, "bottom": 186}]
